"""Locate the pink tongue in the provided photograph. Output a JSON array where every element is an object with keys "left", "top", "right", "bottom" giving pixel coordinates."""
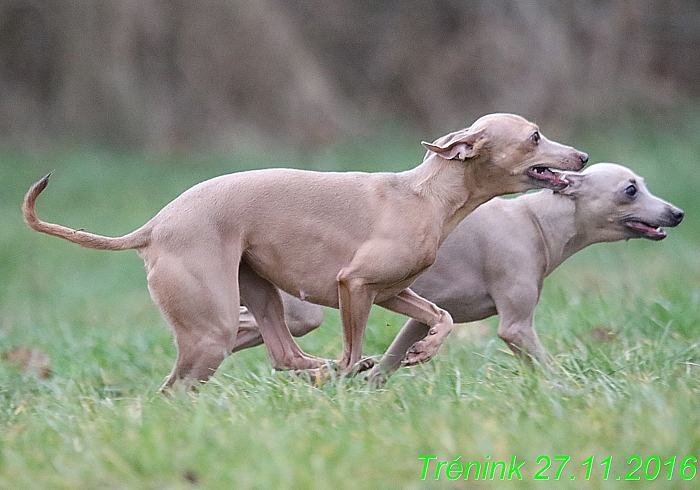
[
  {"left": 540, "top": 169, "right": 567, "bottom": 185},
  {"left": 627, "top": 221, "right": 665, "bottom": 238},
  {"left": 550, "top": 171, "right": 567, "bottom": 186}
]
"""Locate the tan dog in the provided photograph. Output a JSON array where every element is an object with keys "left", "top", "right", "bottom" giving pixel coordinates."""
[
  {"left": 23, "top": 113, "right": 587, "bottom": 391},
  {"left": 236, "top": 163, "right": 682, "bottom": 382}
]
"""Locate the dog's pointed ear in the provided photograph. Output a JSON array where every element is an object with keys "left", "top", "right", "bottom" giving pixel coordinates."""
[
  {"left": 422, "top": 128, "right": 487, "bottom": 161},
  {"left": 555, "top": 172, "right": 586, "bottom": 197}
]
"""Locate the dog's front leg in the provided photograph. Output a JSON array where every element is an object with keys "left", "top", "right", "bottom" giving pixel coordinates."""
[
  {"left": 336, "top": 271, "right": 376, "bottom": 373},
  {"left": 367, "top": 288, "right": 453, "bottom": 385},
  {"left": 497, "top": 316, "right": 550, "bottom": 368},
  {"left": 492, "top": 287, "right": 551, "bottom": 368},
  {"left": 374, "top": 318, "right": 432, "bottom": 373}
]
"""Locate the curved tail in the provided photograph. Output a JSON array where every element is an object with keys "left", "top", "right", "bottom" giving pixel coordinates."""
[{"left": 23, "top": 173, "right": 150, "bottom": 251}]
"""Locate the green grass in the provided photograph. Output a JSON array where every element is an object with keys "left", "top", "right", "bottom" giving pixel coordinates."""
[{"left": 1, "top": 123, "right": 700, "bottom": 489}]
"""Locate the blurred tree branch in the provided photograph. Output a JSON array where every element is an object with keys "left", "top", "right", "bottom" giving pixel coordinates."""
[{"left": 1, "top": 0, "right": 698, "bottom": 152}]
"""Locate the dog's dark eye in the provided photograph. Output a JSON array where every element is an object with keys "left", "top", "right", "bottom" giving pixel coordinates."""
[
  {"left": 625, "top": 185, "right": 637, "bottom": 197},
  {"left": 530, "top": 131, "right": 540, "bottom": 144}
]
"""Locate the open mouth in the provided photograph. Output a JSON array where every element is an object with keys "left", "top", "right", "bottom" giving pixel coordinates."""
[
  {"left": 623, "top": 220, "right": 667, "bottom": 241},
  {"left": 526, "top": 166, "right": 570, "bottom": 190}
]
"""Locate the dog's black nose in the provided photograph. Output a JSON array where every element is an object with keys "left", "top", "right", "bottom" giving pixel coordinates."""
[
  {"left": 671, "top": 207, "right": 684, "bottom": 225},
  {"left": 579, "top": 152, "right": 589, "bottom": 165}
]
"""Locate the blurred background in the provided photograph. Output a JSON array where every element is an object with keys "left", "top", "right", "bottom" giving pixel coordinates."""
[
  {"left": 2, "top": 0, "right": 700, "bottom": 153},
  {"left": 2, "top": 5, "right": 700, "bottom": 487}
]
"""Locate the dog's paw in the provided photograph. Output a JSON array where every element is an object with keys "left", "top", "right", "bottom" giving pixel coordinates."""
[
  {"left": 295, "top": 364, "right": 337, "bottom": 386},
  {"left": 402, "top": 337, "right": 442, "bottom": 366},
  {"left": 364, "top": 368, "right": 388, "bottom": 389},
  {"left": 294, "top": 358, "right": 376, "bottom": 385},
  {"left": 355, "top": 357, "right": 376, "bottom": 373},
  {"left": 402, "top": 342, "right": 436, "bottom": 366},
  {"left": 402, "top": 325, "right": 451, "bottom": 366}
]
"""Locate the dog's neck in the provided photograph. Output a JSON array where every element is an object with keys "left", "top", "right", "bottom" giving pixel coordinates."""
[
  {"left": 523, "top": 191, "right": 600, "bottom": 275},
  {"left": 405, "top": 155, "right": 498, "bottom": 243}
]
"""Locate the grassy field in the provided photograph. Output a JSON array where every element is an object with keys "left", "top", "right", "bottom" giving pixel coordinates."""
[{"left": 1, "top": 120, "right": 700, "bottom": 489}]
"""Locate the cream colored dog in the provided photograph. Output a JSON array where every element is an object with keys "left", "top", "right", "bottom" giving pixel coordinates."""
[
  {"left": 23, "top": 113, "right": 587, "bottom": 391},
  {"left": 370, "top": 163, "right": 683, "bottom": 380}
]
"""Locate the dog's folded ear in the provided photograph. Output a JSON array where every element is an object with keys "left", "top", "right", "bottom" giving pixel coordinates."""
[
  {"left": 555, "top": 172, "right": 585, "bottom": 196},
  {"left": 422, "top": 128, "right": 487, "bottom": 161}
]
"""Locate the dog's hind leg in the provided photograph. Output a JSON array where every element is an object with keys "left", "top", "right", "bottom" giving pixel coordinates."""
[
  {"left": 239, "top": 262, "right": 329, "bottom": 370},
  {"left": 230, "top": 307, "right": 266, "bottom": 352},
  {"left": 145, "top": 251, "right": 241, "bottom": 392},
  {"left": 231, "top": 294, "right": 324, "bottom": 353}
]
